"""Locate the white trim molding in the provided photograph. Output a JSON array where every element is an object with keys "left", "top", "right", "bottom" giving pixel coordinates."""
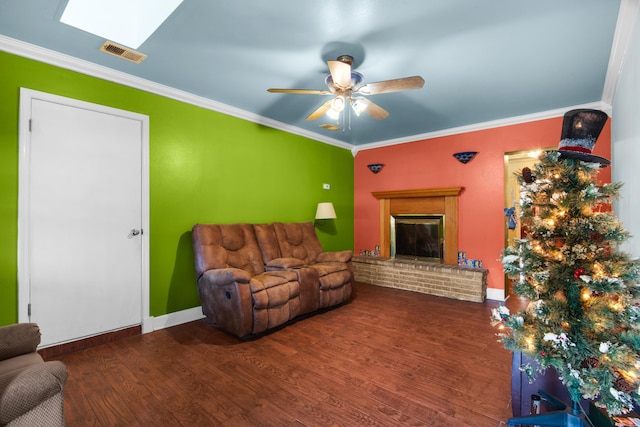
[
  {"left": 602, "top": 0, "right": 640, "bottom": 107},
  {"left": 1, "top": 33, "right": 628, "bottom": 155},
  {"left": 486, "top": 287, "right": 506, "bottom": 302},
  {"left": 148, "top": 307, "right": 205, "bottom": 332},
  {"left": 354, "top": 102, "right": 605, "bottom": 153},
  {"left": 0, "top": 35, "right": 351, "bottom": 151}
]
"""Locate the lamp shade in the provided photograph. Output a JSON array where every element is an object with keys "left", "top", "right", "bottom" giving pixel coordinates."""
[{"left": 315, "top": 202, "right": 337, "bottom": 220}]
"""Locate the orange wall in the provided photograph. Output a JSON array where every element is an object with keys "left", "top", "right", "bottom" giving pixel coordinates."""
[{"left": 354, "top": 116, "right": 612, "bottom": 295}]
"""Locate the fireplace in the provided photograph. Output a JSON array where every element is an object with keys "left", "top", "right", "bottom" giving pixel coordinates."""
[
  {"left": 358, "top": 187, "right": 486, "bottom": 302},
  {"left": 391, "top": 215, "right": 444, "bottom": 262},
  {"left": 372, "top": 187, "right": 462, "bottom": 265},
  {"left": 357, "top": 187, "right": 487, "bottom": 302}
]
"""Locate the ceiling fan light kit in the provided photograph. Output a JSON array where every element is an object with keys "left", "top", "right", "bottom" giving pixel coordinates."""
[
  {"left": 330, "top": 95, "right": 346, "bottom": 112},
  {"left": 351, "top": 97, "right": 368, "bottom": 116},
  {"left": 326, "top": 108, "right": 340, "bottom": 120},
  {"left": 267, "top": 54, "right": 425, "bottom": 130}
]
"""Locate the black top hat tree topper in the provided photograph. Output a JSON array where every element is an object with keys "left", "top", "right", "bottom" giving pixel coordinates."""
[{"left": 556, "top": 109, "right": 610, "bottom": 166}]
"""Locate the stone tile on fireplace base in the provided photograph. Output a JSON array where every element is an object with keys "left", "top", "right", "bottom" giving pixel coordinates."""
[{"left": 353, "top": 255, "right": 487, "bottom": 302}]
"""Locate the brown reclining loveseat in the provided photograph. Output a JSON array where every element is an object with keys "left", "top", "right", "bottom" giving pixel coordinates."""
[{"left": 192, "top": 222, "right": 353, "bottom": 338}]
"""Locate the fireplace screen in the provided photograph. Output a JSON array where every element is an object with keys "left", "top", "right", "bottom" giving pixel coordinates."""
[{"left": 391, "top": 215, "right": 444, "bottom": 261}]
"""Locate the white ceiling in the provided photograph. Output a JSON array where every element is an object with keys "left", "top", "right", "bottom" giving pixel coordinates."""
[{"left": 0, "top": 0, "right": 636, "bottom": 150}]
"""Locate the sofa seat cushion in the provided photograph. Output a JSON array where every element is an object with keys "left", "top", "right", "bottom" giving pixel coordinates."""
[
  {"left": 312, "top": 261, "right": 349, "bottom": 277},
  {"left": 250, "top": 272, "right": 300, "bottom": 309},
  {"left": 250, "top": 271, "right": 301, "bottom": 333},
  {"left": 319, "top": 284, "right": 353, "bottom": 308},
  {"left": 0, "top": 352, "right": 43, "bottom": 377},
  {"left": 318, "top": 269, "right": 353, "bottom": 290}
]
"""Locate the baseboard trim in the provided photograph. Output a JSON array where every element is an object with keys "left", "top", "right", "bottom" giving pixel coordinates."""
[
  {"left": 39, "top": 307, "right": 205, "bottom": 359},
  {"left": 486, "top": 287, "right": 506, "bottom": 301},
  {"left": 149, "top": 306, "right": 205, "bottom": 332},
  {"left": 39, "top": 325, "right": 141, "bottom": 360}
]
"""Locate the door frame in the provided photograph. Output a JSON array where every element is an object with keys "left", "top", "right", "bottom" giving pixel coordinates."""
[
  {"left": 503, "top": 148, "right": 552, "bottom": 297},
  {"left": 17, "top": 87, "right": 151, "bottom": 334}
]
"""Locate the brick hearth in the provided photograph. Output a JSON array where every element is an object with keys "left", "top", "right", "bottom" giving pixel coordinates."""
[{"left": 353, "top": 255, "right": 487, "bottom": 302}]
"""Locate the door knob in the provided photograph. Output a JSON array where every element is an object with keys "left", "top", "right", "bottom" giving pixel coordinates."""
[{"left": 128, "top": 229, "right": 142, "bottom": 238}]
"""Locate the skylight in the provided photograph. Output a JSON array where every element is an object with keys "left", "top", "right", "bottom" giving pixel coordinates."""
[{"left": 60, "top": 0, "right": 183, "bottom": 49}]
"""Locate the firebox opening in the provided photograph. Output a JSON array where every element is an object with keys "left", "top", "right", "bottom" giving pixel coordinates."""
[{"left": 391, "top": 215, "right": 445, "bottom": 262}]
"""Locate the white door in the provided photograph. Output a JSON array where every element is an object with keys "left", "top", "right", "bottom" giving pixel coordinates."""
[{"left": 18, "top": 89, "right": 149, "bottom": 348}]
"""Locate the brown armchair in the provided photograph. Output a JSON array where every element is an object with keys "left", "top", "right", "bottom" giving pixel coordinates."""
[
  {"left": 0, "top": 323, "right": 67, "bottom": 427},
  {"left": 192, "top": 223, "right": 303, "bottom": 337},
  {"left": 258, "top": 222, "right": 353, "bottom": 309}
]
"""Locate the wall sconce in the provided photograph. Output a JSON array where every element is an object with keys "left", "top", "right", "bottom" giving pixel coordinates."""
[
  {"left": 367, "top": 163, "right": 384, "bottom": 174},
  {"left": 453, "top": 151, "right": 478, "bottom": 164},
  {"left": 315, "top": 202, "right": 337, "bottom": 220}
]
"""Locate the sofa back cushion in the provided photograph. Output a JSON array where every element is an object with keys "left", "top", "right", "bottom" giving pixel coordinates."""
[
  {"left": 272, "top": 222, "right": 324, "bottom": 264},
  {"left": 0, "top": 323, "right": 41, "bottom": 361},
  {"left": 253, "top": 223, "right": 281, "bottom": 264},
  {"left": 192, "top": 223, "right": 266, "bottom": 278}
]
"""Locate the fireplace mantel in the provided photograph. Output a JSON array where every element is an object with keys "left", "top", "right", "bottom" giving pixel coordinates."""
[{"left": 372, "top": 187, "right": 463, "bottom": 265}]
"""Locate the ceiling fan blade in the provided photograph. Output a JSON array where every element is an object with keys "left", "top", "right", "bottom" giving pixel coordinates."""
[
  {"left": 306, "top": 99, "right": 333, "bottom": 120},
  {"left": 354, "top": 97, "right": 390, "bottom": 120},
  {"left": 356, "top": 76, "right": 425, "bottom": 95},
  {"left": 328, "top": 60, "right": 352, "bottom": 89},
  {"left": 267, "top": 88, "right": 333, "bottom": 95}
]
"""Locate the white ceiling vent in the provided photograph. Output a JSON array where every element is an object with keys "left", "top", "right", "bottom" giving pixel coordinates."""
[{"left": 100, "top": 41, "right": 147, "bottom": 64}]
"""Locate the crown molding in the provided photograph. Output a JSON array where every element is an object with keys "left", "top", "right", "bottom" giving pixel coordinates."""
[
  {"left": 601, "top": 0, "right": 640, "bottom": 106},
  {"left": 0, "top": 35, "right": 352, "bottom": 151},
  {"left": 353, "top": 102, "right": 604, "bottom": 153},
  {"left": 1, "top": 30, "right": 626, "bottom": 156}
]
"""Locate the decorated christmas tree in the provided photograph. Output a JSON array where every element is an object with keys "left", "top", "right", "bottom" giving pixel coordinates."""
[{"left": 492, "top": 109, "right": 640, "bottom": 420}]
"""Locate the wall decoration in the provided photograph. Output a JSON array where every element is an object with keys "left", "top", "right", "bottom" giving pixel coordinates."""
[
  {"left": 453, "top": 151, "right": 478, "bottom": 164},
  {"left": 504, "top": 207, "right": 517, "bottom": 230},
  {"left": 505, "top": 190, "right": 517, "bottom": 230},
  {"left": 367, "top": 163, "right": 384, "bottom": 174}
]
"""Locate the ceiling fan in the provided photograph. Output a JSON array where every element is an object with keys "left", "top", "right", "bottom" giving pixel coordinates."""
[{"left": 267, "top": 55, "right": 425, "bottom": 128}]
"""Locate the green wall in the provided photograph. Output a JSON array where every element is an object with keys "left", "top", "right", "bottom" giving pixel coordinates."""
[{"left": 0, "top": 51, "right": 354, "bottom": 325}]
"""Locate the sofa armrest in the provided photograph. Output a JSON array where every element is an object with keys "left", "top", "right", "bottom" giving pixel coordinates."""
[
  {"left": 200, "top": 268, "right": 251, "bottom": 286},
  {"left": 316, "top": 250, "right": 353, "bottom": 263},
  {"left": 266, "top": 257, "right": 306, "bottom": 270},
  {"left": 0, "top": 323, "right": 41, "bottom": 361},
  {"left": 0, "top": 361, "right": 67, "bottom": 425},
  {"left": 197, "top": 269, "right": 254, "bottom": 338}
]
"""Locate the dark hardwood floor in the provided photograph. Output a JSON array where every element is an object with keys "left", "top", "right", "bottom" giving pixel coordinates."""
[{"left": 55, "top": 282, "right": 513, "bottom": 426}]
